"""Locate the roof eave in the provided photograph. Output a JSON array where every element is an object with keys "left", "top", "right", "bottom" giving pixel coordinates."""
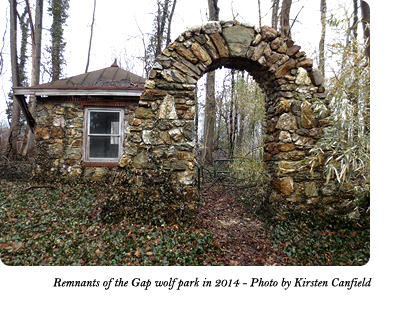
[{"left": 13, "top": 86, "right": 144, "bottom": 97}]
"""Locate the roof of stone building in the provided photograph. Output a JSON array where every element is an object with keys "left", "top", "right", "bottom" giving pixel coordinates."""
[
  {"left": 35, "top": 60, "right": 145, "bottom": 89},
  {"left": 13, "top": 60, "right": 146, "bottom": 96}
]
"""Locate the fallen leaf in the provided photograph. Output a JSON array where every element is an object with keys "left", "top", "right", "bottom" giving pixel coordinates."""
[{"left": 134, "top": 248, "right": 140, "bottom": 257}]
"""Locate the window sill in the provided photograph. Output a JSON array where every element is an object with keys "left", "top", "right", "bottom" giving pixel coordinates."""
[{"left": 81, "top": 162, "right": 119, "bottom": 167}]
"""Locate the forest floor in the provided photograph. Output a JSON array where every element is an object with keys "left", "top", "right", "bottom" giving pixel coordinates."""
[
  {"left": 198, "top": 183, "right": 288, "bottom": 266},
  {"left": 0, "top": 158, "right": 369, "bottom": 266}
]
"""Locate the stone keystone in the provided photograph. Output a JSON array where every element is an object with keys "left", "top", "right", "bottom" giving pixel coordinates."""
[{"left": 222, "top": 26, "right": 255, "bottom": 57}]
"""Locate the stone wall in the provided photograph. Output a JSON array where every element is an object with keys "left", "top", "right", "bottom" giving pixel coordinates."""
[{"left": 34, "top": 97, "right": 136, "bottom": 180}]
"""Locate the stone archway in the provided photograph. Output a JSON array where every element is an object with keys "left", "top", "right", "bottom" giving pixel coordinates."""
[{"left": 122, "top": 21, "right": 351, "bottom": 219}]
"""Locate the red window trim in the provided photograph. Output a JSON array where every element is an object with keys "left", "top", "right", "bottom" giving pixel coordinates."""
[
  {"left": 79, "top": 101, "right": 129, "bottom": 107},
  {"left": 81, "top": 162, "right": 118, "bottom": 167}
]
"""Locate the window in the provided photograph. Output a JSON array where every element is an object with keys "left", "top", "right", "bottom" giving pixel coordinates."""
[{"left": 83, "top": 108, "right": 124, "bottom": 163}]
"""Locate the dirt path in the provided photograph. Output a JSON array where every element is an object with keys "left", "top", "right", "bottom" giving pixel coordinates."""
[{"left": 197, "top": 184, "right": 288, "bottom": 266}]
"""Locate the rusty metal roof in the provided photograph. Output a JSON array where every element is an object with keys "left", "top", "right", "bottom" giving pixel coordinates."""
[
  {"left": 37, "top": 61, "right": 146, "bottom": 89},
  {"left": 14, "top": 61, "right": 146, "bottom": 93}
]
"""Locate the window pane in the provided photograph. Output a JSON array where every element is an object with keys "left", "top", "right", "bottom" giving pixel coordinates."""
[
  {"left": 89, "top": 136, "right": 119, "bottom": 158},
  {"left": 89, "top": 112, "right": 120, "bottom": 134}
]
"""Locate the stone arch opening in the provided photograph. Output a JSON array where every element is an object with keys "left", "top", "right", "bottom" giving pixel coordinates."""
[{"left": 124, "top": 21, "right": 349, "bottom": 219}]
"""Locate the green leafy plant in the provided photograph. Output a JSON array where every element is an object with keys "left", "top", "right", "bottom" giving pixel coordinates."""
[
  {"left": 100, "top": 152, "right": 198, "bottom": 226},
  {"left": 0, "top": 178, "right": 219, "bottom": 266}
]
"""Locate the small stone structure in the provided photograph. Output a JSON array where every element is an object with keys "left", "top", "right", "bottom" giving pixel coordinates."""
[
  {"left": 13, "top": 61, "right": 146, "bottom": 180},
  {"left": 14, "top": 21, "right": 355, "bottom": 219}
]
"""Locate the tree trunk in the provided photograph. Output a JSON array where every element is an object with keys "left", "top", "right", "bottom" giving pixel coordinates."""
[
  {"left": 34, "top": 0, "right": 43, "bottom": 85},
  {"left": 49, "top": 0, "right": 69, "bottom": 81},
  {"left": 360, "top": 0, "right": 370, "bottom": 62},
  {"left": 22, "top": 0, "right": 43, "bottom": 157},
  {"left": 228, "top": 70, "right": 234, "bottom": 158},
  {"left": 165, "top": 0, "right": 177, "bottom": 47},
  {"left": 9, "top": 0, "right": 21, "bottom": 158},
  {"left": 207, "top": 0, "right": 219, "bottom": 21},
  {"left": 154, "top": 0, "right": 170, "bottom": 58},
  {"left": 353, "top": 0, "right": 358, "bottom": 41},
  {"left": 319, "top": 0, "right": 326, "bottom": 76},
  {"left": 202, "top": 0, "right": 219, "bottom": 164},
  {"left": 202, "top": 71, "right": 216, "bottom": 163},
  {"left": 257, "top": 0, "right": 262, "bottom": 28},
  {"left": 18, "top": 7, "right": 29, "bottom": 86},
  {"left": 271, "top": 0, "right": 280, "bottom": 30},
  {"left": 280, "top": 0, "right": 292, "bottom": 39},
  {"left": 85, "top": 0, "right": 96, "bottom": 73}
]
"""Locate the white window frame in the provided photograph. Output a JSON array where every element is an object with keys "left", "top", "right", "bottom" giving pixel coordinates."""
[{"left": 83, "top": 107, "right": 124, "bottom": 164}]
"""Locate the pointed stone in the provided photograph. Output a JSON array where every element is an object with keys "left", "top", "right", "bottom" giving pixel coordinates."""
[
  {"left": 157, "top": 94, "right": 178, "bottom": 120},
  {"left": 173, "top": 61, "right": 199, "bottom": 79},
  {"left": 286, "top": 45, "right": 301, "bottom": 56},
  {"left": 172, "top": 54, "right": 202, "bottom": 77},
  {"left": 277, "top": 43, "right": 288, "bottom": 53}
]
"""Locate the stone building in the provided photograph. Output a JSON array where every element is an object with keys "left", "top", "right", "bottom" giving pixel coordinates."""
[{"left": 13, "top": 60, "right": 146, "bottom": 180}]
